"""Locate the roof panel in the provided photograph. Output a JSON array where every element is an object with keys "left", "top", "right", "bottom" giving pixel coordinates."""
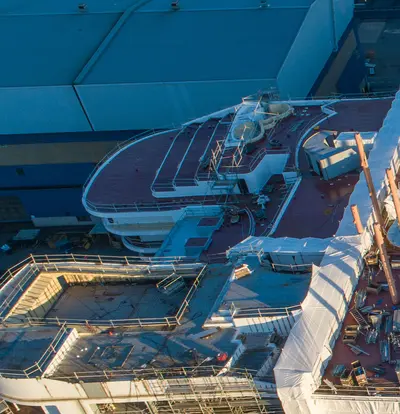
[
  {"left": 137, "top": 0, "right": 314, "bottom": 12},
  {"left": 0, "top": 13, "right": 120, "bottom": 86},
  {"left": 0, "top": 0, "right": 136, "bottom": 14},
  {"left": 84, "top": 8, "right": 307, "bottom": 84}
]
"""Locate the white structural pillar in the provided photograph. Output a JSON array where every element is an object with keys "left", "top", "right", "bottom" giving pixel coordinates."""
[{"left": 146, "top": 401, "right": 160, "bottom": 414}]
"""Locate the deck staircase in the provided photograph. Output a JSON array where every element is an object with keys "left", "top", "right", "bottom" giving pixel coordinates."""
[
  {"left": 6, "top": 272, "right": 55, "bottom": 322},
  {"left": 350, "top": 309, "right": 370, "bottom": 332}
]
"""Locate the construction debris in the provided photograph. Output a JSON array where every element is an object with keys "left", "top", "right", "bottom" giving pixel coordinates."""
[
  {"left": 347, "top": 344, "right": 370, "bottom": 356},
  {"left": 340, "top": 369, "right": 356, "bottom": 386},
  {"left": 351, "top": 360, "right": 368, "bottom": 386},
  {"left": 368, "top": 365, "right": 385, "bottom": 376},
  {"left": 355, "top": 289, "right": 367, "bottom": 309},
  {"left": 366, "top": 283, "right": 382, "bottom": 295},
  {"left": 390, "top": 333, "right": 400, "bottom": 352},
  {"left": 396, "top": 360, "right": 400, "bottom": 383},
  {"left": 393, "top": 310, "right": 400, "bottom": 332},
  {"left": 343, "top": 325, "right": 359, "bottom": 344},
  {"left": 359, "top": 305, "right": 373, "bottom": 314},
  {"left": 385, "top": 314, "right": 393, "bottom": 335},
  {"left": 350, "top": 308, "right": 370, "bottom": 330},
  {"left": 234, "top": 264, "right": 252, "bottom": 279},
  {"left": 332, "top": 364, "right": 346, "bottom": 378},
  {"left": 365, "top": 329, "right": 378, "bottom": 344},
  {"left": 380, "top": 339, "right": 390, "bottom": 363}
]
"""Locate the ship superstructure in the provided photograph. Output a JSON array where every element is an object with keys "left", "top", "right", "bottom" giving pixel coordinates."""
[
  {"left": 83, "top": 95, "right": 392, "bottom": 258},
  {"left": 2, "top": 92, "right": 400, "bottom": 414}
]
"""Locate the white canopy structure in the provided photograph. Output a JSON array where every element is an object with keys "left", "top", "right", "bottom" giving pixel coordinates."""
[{"left": 227, "top": 236, "right": 331, "bottom": 266}]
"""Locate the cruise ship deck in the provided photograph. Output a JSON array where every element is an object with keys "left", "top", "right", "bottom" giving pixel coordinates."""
[{"left": 84, "top": 98, "right": 393, "bottom": 258}]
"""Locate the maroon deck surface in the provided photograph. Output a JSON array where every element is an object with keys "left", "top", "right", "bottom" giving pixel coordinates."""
[
  {"left": 87, "top": 131, "right": 174, "bottom": 206},
  {"left": 274, "top": 98, "right": 393, "bottom": 238},
  {"left": 274, "top": 173, "right": 359, "bottom": 238},
  {"left": 320, "top": 99, "right": 393, "bottom": 132},
  {"left": 86, "top": 107, "right": 322, "bottom": 209},
  {"left": 198, "top": 217, "right": 220, "bottom": 227},
  {"left": 185, "top": 237, "right": 209, "bottom": 247},
  {"left": 323, "top": 269, "right": 400, "bottom": 386}
]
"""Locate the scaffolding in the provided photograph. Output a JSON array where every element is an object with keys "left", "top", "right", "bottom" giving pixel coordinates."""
[{"left": 144, "top": 369, "right": 277, "bottom": 414}]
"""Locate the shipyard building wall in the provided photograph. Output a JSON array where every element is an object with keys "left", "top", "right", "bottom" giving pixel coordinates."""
[
  {"left": 76, "top": 79, "right": 277, "bottom": 131},
  {"left": 0, "top": 139, "right": 129, "bottom": 223},
  {"left": 0, "top": 1, "right": 354, "bottom": 133},
  {"left": 277, "top": 0, "right": 354, "bottom": 99},
  {"left": 0, "top": 86, "right": 91, "bottom": 134}
]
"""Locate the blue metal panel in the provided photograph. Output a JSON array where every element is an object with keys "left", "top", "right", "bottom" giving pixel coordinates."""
[
  {"left": 0, "top": 13, "right": 120, "bottom": 86},
  {"left": 83, "top": 8, "right": 307, "bottom": 84},
  {"left": 0, "top": 164, "right": 95, "bottom": 188},
  {"left": 138, "top": 0, "right": 314, "bottom": 11},
  {"left": 0, "top": 0, "right": 135, "bottom": 14},
  {"left": 0, "top": 86, "right": 91, "bottom": 134},
  {"left": 277, "top": 0, "right": 335, "bottom": 98},
  {"left": 333, "top": 0, "right": 354, "bottom": 43},
  {"left": 337, "top": 50, "right": 366, "bottom": 94},
  {"left": 0, "top": 130, "right": 139, "bottom": 146},
  {"left": 0, "top": 188, "right": 87, "bottom": 217},
  {"left": 77, "top": 79, "right": 277, "bottom": 130}
]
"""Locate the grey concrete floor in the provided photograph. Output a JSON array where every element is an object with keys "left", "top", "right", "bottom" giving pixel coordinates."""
[{"left": 46, "top": 284, "right": 187, "bottom": 321}]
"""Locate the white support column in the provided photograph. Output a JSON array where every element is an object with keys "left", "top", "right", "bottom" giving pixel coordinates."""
[{"left": 145, "top": 401, "right": 159, "bottom": 414}]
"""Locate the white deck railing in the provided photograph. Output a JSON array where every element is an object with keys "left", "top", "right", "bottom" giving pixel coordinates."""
[{"left": 0, "top": 254, "right": 207, "bottom": 330}]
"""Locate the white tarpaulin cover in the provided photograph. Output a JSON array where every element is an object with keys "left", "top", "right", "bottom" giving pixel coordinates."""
[
  {"left": 228, "top": 236, "right": 331, "bottom": 267},
  {"left": 385, "top": 191, "right": 400, "bottom": 247},
  {"left": 383, "top": 190, "right": 400, "bottom": 221},
  {"left": 274, "top": 93, "right": 400, "bottom": 414},
  {"left": 227, "top": 236, "right": 331, "bottom": 256}
]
